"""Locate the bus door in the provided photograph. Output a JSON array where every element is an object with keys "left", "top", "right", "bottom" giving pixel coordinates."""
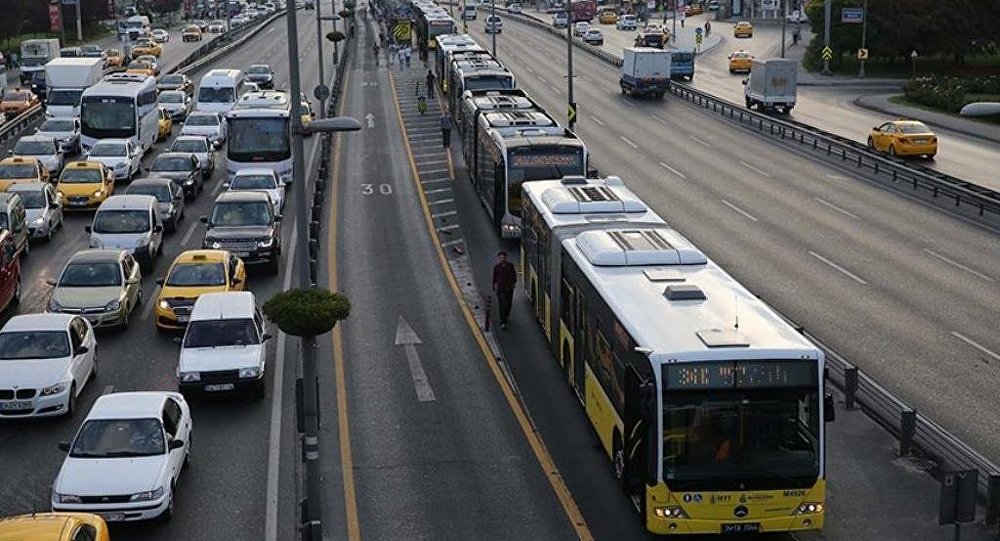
[
  {"left": 573, "top": 291, "right": 587, "bottom": 392},
  {"left": 493, "top": 161, "right": 505, "bottom": 226},
  {"left": 622, "top": 365, "right": 652, "bottom": 493}
]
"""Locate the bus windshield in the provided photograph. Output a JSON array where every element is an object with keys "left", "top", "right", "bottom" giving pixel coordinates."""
[
  {"left": 228, "top": 117, "right": 290, "bottom": 162},
  {"left": 198, "top": 86, "right": 235, "bottom": 104},
  {"left": 506, "top": 146, "right": 584, "bottom": 216},
  {"left": 81, "top": 96, "right": 136, "bottom": 139}
]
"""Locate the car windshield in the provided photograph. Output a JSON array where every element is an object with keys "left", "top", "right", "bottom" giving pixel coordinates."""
[
  {"left": 88, "top": 143, "right": 126, "bottom": 157},
  {"left": 152, "top": 156, "right": 193, "bottom": 172},
  {"left": 127, "top": 184, "right": 171, "bottom": 202},
  {"left": 93, "top": 209, "right": 149, "bottom": 234},
  {"left": 14, "top": 140, "right": 56, "bottom": 155},
  {"left": 60, "top": 168, "right": 103, "bottom": 183},
  {"left": 172, "top": 139, "right": 207, "bottom": 153},
  {"left": 198, "top": 87, "right": 234, "bottom": 103},
  {"left": 70, "top": 418, "right": 166, "bottom": 458},
  {"left": 4, "top": 91, "right": 28, "bottom": 102},
  {"left": 14, "top": 190, "right": 46, "bottom": 208},
  {"left": 248, "top": 66, "right": 270, "bottom": 74},
  {"left": 184, "top": 318, "right": 259, "bottom": 347},
  {"left": 232, "top": 174, "right": 277, "bottom": 190},
  {"left": 0, "top": 164, "right": 35, "bottom": 178},
  {"left": 59, "top": 262, "right": 122, "bottom": 287},
  {"left": 210, "top": 200, "right": 272, "bottom": 226},
  {"left": 167, "top": 262, "right": 227, "bottom": 286},
  {"left": 40, "top": 119, "right": 76, "bottom": 132},
  {"left": 46, "top": 89, "right": 84, "bottom": 106},
  {"left": 159, "top": 93, "right": 183, "bottom": 104},
  {"left": 0, "top": 331, "right": 71, "bottom": 360},
  {"left": 161, "top": 75, "right": 183, "bottom": 85},
  {"left": 186, "top": 114, "right": 219, "bottom": 126},
  {"left": 128, "top": 61, "right": 151, "bottom": 70},
  {"left": 899, "top": 122, "right": 931, "bottom": 134}
]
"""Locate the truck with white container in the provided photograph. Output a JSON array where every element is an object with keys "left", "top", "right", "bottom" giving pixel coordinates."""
[
  {"left": 743, "top": 58, "right": 797, "bottom": 114},
  {"left": 19, "top": 39, "right": 62, "bottom": 84},
  {"left": 619, "top": 47, "right": 671, "bottom": 99},
  {"left": 44, "top": 57, "right": 105, "bottom": 118},
  {"left": 126, "top": 15, "right": 152, "bottom": 40}
]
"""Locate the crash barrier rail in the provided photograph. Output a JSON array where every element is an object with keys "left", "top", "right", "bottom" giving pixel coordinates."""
[
  {"left": 492, "top": 8, "right": 1000, "bottom": 226},
  {"left": 0, "top": 105, "right": 44, "bottom": 147},
  {"left": 489, "top": 7, "right": 1000, "bottom": 524}
]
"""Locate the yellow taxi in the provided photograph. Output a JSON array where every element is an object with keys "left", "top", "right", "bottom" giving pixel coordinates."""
[
  {"left": 734, "top": 20, "right": 753, "bottom": 38},
  {"left": 685, "top": 4, "right": 703, "bottom": 16},
  {"left": 131, "top": 39, "right": 162, "bottom": 57},
  {"left": 1, "top": 88, "right": 41, "bottom": 118},
  {"left": 0, "top": 512, "right": 110, "bottom": 541},
  {"left": 868, "top": 120, "right": 938, "bottom": 159},
  {"left": 182, "top": 24, "right": 204, "bottom": 42},
  {"left": 0, "top": 156, "right": 48, "bottom": 189},
  {"left": 155, "top": 250, "right": 247, "bottom": 330},
  {"left": 126, "top": 59, "right": 156, "bottom": 77},
  {"left": 157, "top": 107, "right": 173, "bottom": 141},
  {"left": 598, "top": 9, "right": 618, "bottom": 24},
  {"left": 727, "top": 50, "right": 754, "bottom": 73},
  {"left": 57, "top": 161, "right": 115, "bottom": 209},
  {"left": 301, "top": 98, "right": 316, "bottom": 136},
  {"left": 105, "top": 48, "right": 125, "bottom": 68}
]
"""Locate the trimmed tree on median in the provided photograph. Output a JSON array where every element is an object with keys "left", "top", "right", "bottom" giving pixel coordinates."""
[{"left": 262, "top": 287, "right": 351, "bottom": 337}]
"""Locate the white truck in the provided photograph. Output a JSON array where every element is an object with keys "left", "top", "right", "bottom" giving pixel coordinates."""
[
  {"left": 743, "top": 58, "right": 797, "bottom": 114},
  {"left": 19, "top": 38, "right": 62, "bottom": 85},
  {"left": 126, "top": 15, "right": 152, "bottom": 40},
  {"left": 45, "top": 58, "right": 104, "bottom": 118},
  {"left": 619, "top": 47, "right": 671, "bottom": 99}
]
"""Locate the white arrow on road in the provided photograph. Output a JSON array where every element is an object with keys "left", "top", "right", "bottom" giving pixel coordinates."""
[
  {"left": 395, "top": 316, "right": 435, "bottom": 402},
  {"left": 365, "top": 112, "right": 376, "bottom": 128}
]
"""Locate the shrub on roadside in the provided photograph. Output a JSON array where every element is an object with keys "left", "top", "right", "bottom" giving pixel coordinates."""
[{"left": 904, "top": 75, "right": 1000, "bottom": 112}]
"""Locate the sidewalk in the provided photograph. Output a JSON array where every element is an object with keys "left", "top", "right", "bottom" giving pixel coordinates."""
[{"left": 854, "top": 93, "right": 1000, "bottom": 144}]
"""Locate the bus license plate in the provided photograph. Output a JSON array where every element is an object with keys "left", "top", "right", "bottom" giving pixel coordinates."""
[{"left": 721, "top": 523, "right": 761, "bottom": 534}]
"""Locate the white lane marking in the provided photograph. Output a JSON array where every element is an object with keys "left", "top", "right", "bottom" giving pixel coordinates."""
[
  {"left": 548, "top": 85, "right": 560, "bottom": 93},
  {"left": 428, "top": 198, "right": 455, "bottom": 206},
  {"left": 809, "top": 251, "right": 868, "bottom": 285},
  {"left": 538, "top": 76, "right": 548, "bottom": 83},
  {"left": 437, "top": 224, "right": 460, "bottom": 232},
  {"left": 720, "top": 199, "right": 758, "bottom": 222},
  {"left": 441, "top": 238, "right": 465, "bottom": 247},
  {"left": 181, "top": 219, "right": 201, "bottom": 246},
  {"left": 619, "top": 136, "right": 638, "bottom": 148},
  {"left": 432, "top": 210, "right": 457, "bottom": 218},
  {"left": 424, "top": 188, "right": 451, "bottom": 195},
  {"left": 421, "top": 169, "right": 451, "bottom": 175},
  {"left": 101, "top": 385, "right": 115, "bottom": 395},
  {"left": 653, "top": 116, "right": 668, "bottom": 125},
  {"left": 924, "top": 249, "right": 995, "bottom": 282},
  {"left": 141, "top": 286, "right": 160, "bottom": 321},
  {"left": 740, "top": 160, "right": 772, "bottom": 178},
  {"left": 688, "top": 135, "right": 711, "bottom": 148},
  {"left": 950, "top": 332, "right": 1000, "bottom": 362},
  {"left": 525, "top": 65, "right": 535, "bottom": 73},
  {"left": 589, "top": 115, "right": 605, "bottom": 126},
  {"left": 659, "top": 161, "right": 687, "bottom": 179},
  {"left": 395, "top": 317, "right": 436, "bottom": 402},
  {"left": 814, "top": 197, "right": 860, "bottom": 220}
]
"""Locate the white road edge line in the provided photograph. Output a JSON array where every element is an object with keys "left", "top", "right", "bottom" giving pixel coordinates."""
[
  {"left": 659, "top": 161, "right": 687, "bottom": 179},
  {"left": 688, "top": 135, "right": 711, "bottom": 148},
  {"left": 924, "top": 249, "right": 995, "bottom": 282},
  {"left": 720, "top": 199, "right": 758, "bottom": 222},
  {"left": 808, "top": 251, "right": 868, "bottom": 285},
  {"left": 619, "top": 136, "right": 638, "bottom": 148},
  {"left": 740, "top": 160, "right": 773, "bottom": 178},
  {"left": 428, "top": 198, "right": 455, "bottom": 206},
  {"left": 180, "top": 219, "right": 200, "bottom": 246},
  {"left": 950, "top": 332, "right": 1000, "bottom": 362},
  {"left": 141, "top": 286, "right": 160, "bottom": 321},
  {"left": 589, "top": 115, "right": 605, "bottom": 126},
  {"left": 814, "top": 197, "right": 860, "bottom": 220}
]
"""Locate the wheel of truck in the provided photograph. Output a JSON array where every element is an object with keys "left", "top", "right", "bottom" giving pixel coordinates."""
[{"left": 620, "top": 84, "right": 627, "bottom": 95}]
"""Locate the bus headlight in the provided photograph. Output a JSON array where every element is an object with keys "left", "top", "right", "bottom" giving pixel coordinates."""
[
  {"left": 653, "top": 506, "right": 688, "bottom": 519},
  {"left": 793, "top": 502, "right": 824, "bottom": 515}
]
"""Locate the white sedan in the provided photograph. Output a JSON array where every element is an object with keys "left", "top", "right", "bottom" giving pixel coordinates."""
[
  {"left": 224, "top": 168, "right": 286, "bottom": 212},
  {"left": 12, "top": 135, "right": 65, "bottom": 176},
  {"left": 0, "top": 314, "right": 96, "bottom": 418},
  {"left": 51, "top": 391, "right": 192, "bottom": 521},
  {"left": 151, "top": 29, "right": 170, "bottom": 42},
  {"left": 86, "top": 139, "right": 142, "bottom": 181},
  {"left": 180, "top": 112, "right": 227, "bottom": 148}
]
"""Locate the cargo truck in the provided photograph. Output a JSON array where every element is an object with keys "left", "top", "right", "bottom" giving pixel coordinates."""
[
  {"left": 44, "top": 57, "right": 104, "bottom": 119},
  {"left": 619, "top": 47, "right": 671, "bottom": 99},
  {"left": 743, "top": 58, "right": 797, "bottom": 114},
  {"left": 19, "top": 39, "right": 61, "bottom": 85}
]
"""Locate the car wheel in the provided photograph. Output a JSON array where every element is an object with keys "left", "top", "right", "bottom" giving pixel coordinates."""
[
  {"left": 888, "top": 145, "right": 896, "bottom": 156},
  {"left": 867, "top": 136, "right": 875, "bottom": 148},
  {"left": 90, "top": 352, "right": 98, "bottom": 380},
  {"left": 65, "top": 383, "right": 77, "bottom": 417},
  {"left": 21, "top": 240, "right": 29, "bottom": 257},
  {"left": 12, "top": 279, "right": 20, "bottom": 305},
  {"left": 161, "top": 485, "right": 175, "bottom": 521}
]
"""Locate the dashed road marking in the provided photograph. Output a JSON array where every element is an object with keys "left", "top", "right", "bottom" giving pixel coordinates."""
[
  {"left": 721, "top": 199, "right": 758, "bottom": 222},
  {"left": 589, "top": 115, "right": 605, "bottom": 126},
  {"left": 659, "top": 162, "right": 687, "bottom": 179},
  {"left": 619, "top": 136, "right": 638, "bottom": 148},
  {"left": 950, "top": 332, "right": 1000, "bottom": 362},
  {"left": 809, "top": 251, "right": 868, "bottom": 285},
  {"left": 924, "top": 249, "right": 994, "bottom": 282},
  {"left": 740, "top": 160, "right": 772, "bottom": 178},
  {"left": 814, "top": 197, "right": 860, "bottom": 220}
]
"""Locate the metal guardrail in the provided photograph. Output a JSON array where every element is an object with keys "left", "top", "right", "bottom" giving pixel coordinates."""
[
  {"left": 494, "top": 7, "right": 1000, "bottom": 525},
  {"left": 0, "top": 105, "right": 45, "bottom": 147}
]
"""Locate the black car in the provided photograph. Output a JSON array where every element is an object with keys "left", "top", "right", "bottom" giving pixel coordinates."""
[
  {"left": 245, "top": 64, "right": 274, "bottom": 90},
  {"left": 157, "top": 73, "right": 194, "bottom": 95},
  {"left": 29, "top": 71, "right": 47, "bottom": 101},
  {"left": 201, "top": 191, "right": 281, "bottom": 274},
  {"left": 147, "top": 153, "right": 203, "bottom": 199}
]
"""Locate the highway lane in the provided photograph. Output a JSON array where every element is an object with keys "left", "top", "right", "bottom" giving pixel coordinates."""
[
  {"left": 554, "top": 13, "right": 1000, "bottom": 191},
  {"left": 0, "top": 8, "right": 327, "bottom": 541},
  {"left": 466, "top": 19, "right": 1000, "bottom": 463}
]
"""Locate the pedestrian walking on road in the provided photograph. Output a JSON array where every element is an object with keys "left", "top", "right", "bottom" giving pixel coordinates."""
[
  {"left": 440, "top": 108, "right": 452, "bottom": 148},
  {"left": 372, "top": 43, "right": 380, "bottom": 65},
  {"left": 404, "top": 46, "right": 412, "bottom": 67},
  {"left": 492, "top": 251, "right": 517, "bottom": 329},
  {"left": 679, "top": 10, "right": 685, "bottom": 28},
  {"left": 398, "top": 47, "right": 406, "bottom": 70},
  {"left": 425, "top": 69, "right": 435, "bottom": 98},
  {"left": 704, "top": 20, "right": 711, "bottom": 36}
]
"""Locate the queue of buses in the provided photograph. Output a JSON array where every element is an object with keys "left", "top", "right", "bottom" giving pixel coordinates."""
[{"left": 421, "top": 4, "right": 835, "bottom": 536}]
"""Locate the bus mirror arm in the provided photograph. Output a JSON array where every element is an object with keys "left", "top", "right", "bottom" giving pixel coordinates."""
[{"left": 824, "top": 393, "right": 836, "bottom": 423}]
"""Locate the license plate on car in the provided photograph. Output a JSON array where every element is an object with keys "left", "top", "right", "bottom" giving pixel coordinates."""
[
  {"left": 71, "top": 200, "right": 88, "bottom": 206},
  {"left": 100, "top": 513, "right": 125, "bottom": 522},
  {"left": 0, "top": 401, "right": 32, "bottom": 410},
  {"left": 176, "top": 315, "right": 189, "bottom": 323},
  {"left": 204, "top": 383, "right": 235, "bottom": 392},
  {"left": 722, "top": 523, "right": 761, "bottom": 534},
  {"left": 232, "top": 251, "right": 250, "bottom": 258}
]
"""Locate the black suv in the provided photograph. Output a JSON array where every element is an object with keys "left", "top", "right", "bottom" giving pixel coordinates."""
[{"left": 201, "top": 191, "right": 281, "bottom": 274}]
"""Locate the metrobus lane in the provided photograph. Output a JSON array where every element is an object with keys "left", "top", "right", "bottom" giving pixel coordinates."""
[
  {"left": 0, "top": 9, "right": 321, "bottom": 541},
  {"left": 317, "top": 23, "right": 587, "bottom": 541}
]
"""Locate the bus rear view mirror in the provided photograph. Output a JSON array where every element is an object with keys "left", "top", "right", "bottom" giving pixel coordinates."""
[{"left": 824, "top": 393, "right": 836, "bottom": 423}]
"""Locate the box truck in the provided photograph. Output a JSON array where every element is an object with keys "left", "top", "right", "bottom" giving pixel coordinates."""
[
  {"left": 44, "top": 57, "right": 105, "bottom": 118},
  {"left": 743, "top": 58, "right": 797, "bottom": 114},
  {"left": 619, "top": 47, "right": 671, "bottom": 99}
]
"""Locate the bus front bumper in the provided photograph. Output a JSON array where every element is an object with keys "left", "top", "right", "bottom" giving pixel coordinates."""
[{"left": 648, "top": 512, "right": 824, "bottom": 535}]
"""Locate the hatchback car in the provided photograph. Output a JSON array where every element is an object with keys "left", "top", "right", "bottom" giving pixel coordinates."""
[
  {"left": 126, "top": 177, "right": 185, "bottom": 232},
  {"left": 552, "top": 12, "right": 568, "bottom": 27},
  {"left": 485, "top": 15, "right": 503, "bottom": 33},
  {"left": 87, "top": 195, "right": 164, "bottom": 271},
  {"left": 728, "top": 50, "right": 754, "bottom": 73},
  {"left": 507, "top": 2, "right": 522, "bottom": 13},
  {"left": 201, "top": 191, "right": 281, "bottom": 274},
  {"left": 47, "top": 249, "right": 143, "bottom": 329},
  {"left": 8, "top": 182, "right": 63, "bottom": 241},
  {"left": 0, "top": 512, "right": 110, "bottom": 541},
  {"left": 1, "top": 89, "right": 41, "bottom": 118},
  {"left": 155, "top": 250, "right": 246, "bottom": 330},
  {"left": 86, "top": 139, "right": 141, "bottom": 181},
  {"left": 0, "top": 156, "right": 48, "bottom": 188},
  {"left": 868, "top": 120, "right": 938, "bottom": 159},
  {"left": 582, "top": 28, "right": 604, "bottom": 45},
  {"left": 51, "top": 392, "right": 192, "bottom": 521},
  {"left": 734, "top": 20, "right": 753, "bottom": 38},
  {"left": 0, "top": 314, "right": 96, "bottom": 418},
  {"left": 180, "top": 111, "right": 226, "bottom": 147},
  {"left": 148, "top": 153, "right": 202, "bottom": 198},
  {"left": 157, "top": 73, "right": 194, "bottom": 95},
  {"left": 616, "top": 14, "right": 637, "bottom": 30},
  {"left": 225, "top": 168, "right": 285, "bottom": 212},
  {"left": 11, "top": 135, "right": 64, "bottom": 176},
  {"left": 57, "top": 161, "right": 115, "bottom": 210},
  {"left": 245, "top": 64, "right": 275, "bottom": 90},
  {"left": 158, "top": 90, "right": 193, "bottom": 121},
  {"left": 573, "top": 21, "right": 590, "bottom": 36},
  {"left": 36, "top": 117, "right": 82, "bottom": 154},
  {"left": 170, "top": 135, "right": 216, "bottom": 178},
  {"left": 152, "top": 28, "right": 169, "bottom": 42}
]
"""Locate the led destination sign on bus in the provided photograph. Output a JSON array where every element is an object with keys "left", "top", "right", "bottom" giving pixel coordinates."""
[
  {"left": 510, "top": 151, "right": 582, "bottom": 168},
  {"left": 664, "top": 361, "right": 816, "bottom": 390}
]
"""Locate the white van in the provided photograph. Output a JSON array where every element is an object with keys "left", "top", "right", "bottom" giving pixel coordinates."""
[
  {"left": 87, "top": 194, "right": 164, "bottom": 270},
  {"left": 195, "top": 69, "right": 248, "bottom": 114}
]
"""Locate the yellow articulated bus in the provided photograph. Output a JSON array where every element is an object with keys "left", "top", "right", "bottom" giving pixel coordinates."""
[{"left": 522, "top": 177, "right": 835, "bottom": 536}]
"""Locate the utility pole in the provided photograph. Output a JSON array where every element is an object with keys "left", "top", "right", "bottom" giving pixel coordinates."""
[
  {"left": 74, "top": 0, "right": 84, "bottom": 43},
  {"left": 858, "top": 0, "right": 867, "bottom": 78},
  {"left": 780, "top": 0, "right": 787, "bottom": 58},
  {"left": 315, "top": 0, "right": 327, "bottom": 117},
  {"left": 490, "top": 0, "right": 496, "bottom": 56},
  {"left": 821, "top": 0, "right": 831, "bottom": 75},
  {"left": 566, "top": 0, "right": 575, "bottom": 130},
  {"left": 671, "top": 0, "right": 677, "bottom": 44}
]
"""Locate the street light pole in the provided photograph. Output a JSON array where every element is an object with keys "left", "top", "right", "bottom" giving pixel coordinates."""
[
  {"left": 491, "top": 0, "right": 496, "bottom": 56},
  {"left": 566, "top": 0, "right": 575, "bottom": 130},
  {"left": 671, "top": 0, "right": 677, "bottom": 44},
  {"left": 821, "top": 0, "right": 831, "bottom": 75},
  {"left": 858, "top": 0, "right": 867, "bottom": 78},
  {"left": 315, "top": 0, "right": 327, "bottom": 117},
  {"left": 780, "top": 0, "right": 787, "bottom": 58}
]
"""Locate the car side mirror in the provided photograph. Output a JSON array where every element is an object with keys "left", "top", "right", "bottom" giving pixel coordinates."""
[
  {"left": 153, "top": 224, "right": 163, "bottom": 233},
  {"left": 273, "top": 214, "right": 283, "bottom": 222},
  {"left": 282, "top": 178, "right": 292, "bottom": 186},
  {"left": 222, "top": 182, "right": 230, "bottom": 189},
  {"left": 169, "top": 439, "right": 185, "bottom": 450},
  {"left": 156, "top": 277, "right": 165, "bottom": 286},
  {"left": 872, "top": 126, "right": 880, "bottom": 131},
  {"left": 199, "top": 215, "right": 208, "bottom": 224},
  {"left": 84, "top": 225, "right": 92, "bottom": 233},
  {"left": 262, "top": 333, "right": 272, "bottom": 342},
  {"left": 75, "top": 345, "right": 89, "bottom": 355},
  {"left": 58, "top": 441, "right": 71, "bottom": 452},
  {"left": 49, "top": 202, "right": 60, "bottom": 209},
  {"left": 46, "top": 278, "right": 57, "bottom": 286},
  {"left": 824, "top": 392, "right": 836, "bottom": 423}
]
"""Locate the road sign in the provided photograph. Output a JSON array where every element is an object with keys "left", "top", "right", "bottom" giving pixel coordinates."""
[
  {"left": 567, "top": 102, "right": 577, "bottom": 123},
  {"left": 695, "top": 27, "right": 703, "bottom": 35},
  {"left": 393, "top": 21, "right": 411, "bottom": 42},
  {"left": 695, "top": 33, "right": 703, "bottom": 44},
  {"left": 314, "top": 84, "right": 330, "bottom": 101},
  {"left": 821, "top": 46, "right": 833, "bottom": 60},
  {"left": 857, "top": 48, "right": 868, "bottom": 60},
  {"left": 841, "top": 7, "right": 863, "bottom": 23}
]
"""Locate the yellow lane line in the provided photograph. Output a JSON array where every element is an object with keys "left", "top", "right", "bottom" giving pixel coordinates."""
[{"left": 389, "top": 70, "right": 594, "bottom": 541}]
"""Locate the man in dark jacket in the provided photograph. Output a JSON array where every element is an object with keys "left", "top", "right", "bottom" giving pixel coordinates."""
[
  {"left": 492, "top": 251, "right": 517, "bottom": 329},
  {"left": 425, "top": 69, "right": 435, "bottom": 98}
]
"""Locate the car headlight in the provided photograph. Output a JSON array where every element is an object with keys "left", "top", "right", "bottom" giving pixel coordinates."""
[
  {"left": 105, "top": 299, "right": 121, "bottom": 311},
  {"left": 93, "top": 190, "right": 104, "bottom": 198},
  {"left": 210, "top": 241, "right": 222, "bottom": 249},
  {"left": 41, "top": 382, "right": 68, "bottom": 396},
  {"left": 793, "top": 502, "right": 825, "bottom": 515},
  {"left": 33, "top": 217, "right": 45, "bottom": 225},
  {"left": 57, "top": 191, "right": 64, "bottom": 198},
  {"left": 184, "top": 178, "right": 195, "bottom": 186},
  {"left": 179, "top": 371, "right": 200, "bottom": 382},
  {"left": 129, "top": 486, "right": 164, "bottom": 502},
  {"left": 239, "top": 366, "right": 261, "bottom": 378},
  {"left": 48, "top": 298, "right": 63, "bottom": 312},
  {"left": 258, "top": 237, "right": 274, "bottom": 248},
  {"left": 56, "top": 493, "right": 82, "bottom": 504},
  {"left": 158, "top": 300, "right": 171, "bottom": 310}
]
